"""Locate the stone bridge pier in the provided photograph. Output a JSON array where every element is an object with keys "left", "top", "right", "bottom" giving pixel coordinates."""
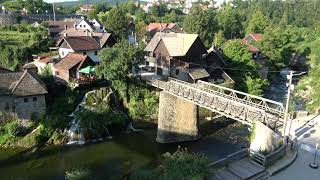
[
  {"left": 156, "top": 91, "right": 199, "bottom": 143},
  {"left": 250, "top": 121, "right": 283, "bottom": 153}
]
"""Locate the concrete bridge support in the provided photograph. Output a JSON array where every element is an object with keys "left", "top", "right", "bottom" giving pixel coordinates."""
[
  {"left": 156, "top": 91, "right": 199, "bottom": 143},
  {"left": 250, "top": 121, "right": 283, "bottom": 153}
]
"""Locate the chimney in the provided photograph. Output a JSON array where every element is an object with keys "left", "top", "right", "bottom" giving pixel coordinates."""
[
  {"left": 63, "top": 33, "right": 67, "bottom": 37},
  {"left": 64, "top": 24, "right": 67, "bottom": 30},
  {"left": 89, "top": 32, "right": 93, "bottom": 37}
]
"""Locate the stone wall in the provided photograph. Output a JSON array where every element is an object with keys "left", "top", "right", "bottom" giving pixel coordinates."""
[
  {"left": 157, "top": 91, "right": 199, "bottom": 143},
  {"left": 250, "top": 121, "right": 282, "bottom": 153},
  {"left": 0, "top": 14, "right": 17, "bottom": 26},
  {"left": 14, "top": 95, "right": 46, "bottom": 120},
  {"left": 0, "top": 95, "right": 14, "bottom": 112}
]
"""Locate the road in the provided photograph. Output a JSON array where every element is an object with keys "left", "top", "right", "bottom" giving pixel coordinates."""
[{"left": 271, "top": 115, "right": 320, "bottom": 180}]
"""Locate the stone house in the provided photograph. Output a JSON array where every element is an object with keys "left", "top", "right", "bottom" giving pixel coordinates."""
[
  {"left": 57, "top": 32, "right": 116, "bottom": 63},
  {"left": 0, "top": 70, "right": 47, "bottom": 120},
  {"left": 144, "top": 32, "right": 232, "bottom": 84}
]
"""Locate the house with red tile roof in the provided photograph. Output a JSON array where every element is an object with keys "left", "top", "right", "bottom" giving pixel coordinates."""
[
  {"left": 242, "top": 33, "right": 268, "bottom": 78},
  {"left": 242, "top": 33, "right": 263, "bottom": 55}
]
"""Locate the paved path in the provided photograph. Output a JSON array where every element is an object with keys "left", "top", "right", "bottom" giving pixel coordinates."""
[
  {"left": 271, "top": 148, "right": 320, "bottom": 180},
  {"left": 271, "top": 115, "right": 320, "bottom": 180}
]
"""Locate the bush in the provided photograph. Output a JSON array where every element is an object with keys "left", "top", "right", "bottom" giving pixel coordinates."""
[
  {"left": 162, "top": 147, "right": 210, "bottom": 180},
  {"left": 5, "top": 121, "right": 21, "bottom": 137}
]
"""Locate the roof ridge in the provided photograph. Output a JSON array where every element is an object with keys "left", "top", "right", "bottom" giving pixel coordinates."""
[{"left": 10, "top": 70, "right": 28, "bottom": 94}]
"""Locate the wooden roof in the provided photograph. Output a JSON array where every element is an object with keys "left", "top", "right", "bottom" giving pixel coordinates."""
[
  {"left": 145, "top": 32, "right": 200, "bottom": 56},
  {"left": 54, "top": 54, "right": 94, "bottom": 71},
  {"left": 0, "top": 71, "right": 47, "bottom": 96},
  {"left": 58, "top": 36, "right": 101, "bottom": 51}
]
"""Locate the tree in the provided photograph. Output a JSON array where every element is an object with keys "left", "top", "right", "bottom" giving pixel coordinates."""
[
  {"left": 182, "top": 6, "right": 216, "bottom": 47},
  {"left": 217, "top": 5, "right": 244, "bottom": 39},
  {"left": 162, "top": 10, "right": 178, "bottom": 23},
  {"left": 245, "top": 75, "right": 269, "bottom": 96},
  {"left": 96, "top": 41, "right": 144, "bottom": 100},
  {"left": 223, "top": 39, "right": 268, "bottom": 95},
  {"left": 246, "top": 10, "right": 270, "bottom": 34},
  {"left": 213, "top": 30, "right": 225, "bottom": 47},
  {"left": 105, "top": 7, "right": 129, "bottom": 40},
  {"left": 162, "top": 148, "right": 210, "bottom": 179},
  {"left": 87, "top": 9, "right": 98, "bottom": 20}
]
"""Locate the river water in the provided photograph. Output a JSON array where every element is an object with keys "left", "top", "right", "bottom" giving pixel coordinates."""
[{"left": 0, "top": 121, "right": 248, "bottom": 179}]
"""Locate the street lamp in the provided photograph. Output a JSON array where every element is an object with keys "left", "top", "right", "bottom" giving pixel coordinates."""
[
  {"left": 309, "top": 143, "right": 318, "bottom": 169},
  {"left": 283, "top": 71, "right": 307, "bottom": 143}
]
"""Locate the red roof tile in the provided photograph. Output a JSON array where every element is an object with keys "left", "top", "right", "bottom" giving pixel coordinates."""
[{"left": 55, "top": 54, "right": 88, "bottom": 70}]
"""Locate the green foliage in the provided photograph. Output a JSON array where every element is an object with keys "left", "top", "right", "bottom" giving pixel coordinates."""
[
  {"left": 127, "top": 82, "right": 159, "bottom": 120},
  {"left": 15, "top": 123, "right": 50, "bottom": 148},
  {"left": 223, "top": 39, "right": 267, "bottom": 94},
  {"left": 0, "top": 23, "right": 52, "bottom": 70},
  {"left": 216, "top": 5, "right": 244, "bottom": 39},
  {"left": 246, "top": 10, "right": 270, "bottom": 34},
  {"left": 182, "top": 5, "right": 216, "bottom": 46},
  {"left": 0, "top": 120, "right": 21, "bottom": 145},
  {"left": 104, "top": 6, "right": 129, "bottom": 39},
  {"left": 245, "top": 75, "right": 269, "bottom": 96},
  {"left": 1, "top": 0, "right": 51, "bottom": 13},
  {"left": 162, "top": 147, "right": 210, "bottom": 180}
]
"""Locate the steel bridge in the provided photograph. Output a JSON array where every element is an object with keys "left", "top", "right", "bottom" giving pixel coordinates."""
[{"left": 148, "top": 78, "right": 285, "bottom": 130}]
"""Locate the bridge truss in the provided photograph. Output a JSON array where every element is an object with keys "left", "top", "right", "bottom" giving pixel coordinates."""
[{"left": 148, "top": 78, "right": 285, "bottom": 130}]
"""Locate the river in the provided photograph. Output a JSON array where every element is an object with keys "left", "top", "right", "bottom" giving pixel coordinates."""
[{"left": 0, "top": 120, "right": 249, "bottom": 179}]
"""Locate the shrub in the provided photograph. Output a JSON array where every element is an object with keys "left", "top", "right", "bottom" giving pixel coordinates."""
[{"left": 162, "top": 147, "right": 210, "bottom": 180}]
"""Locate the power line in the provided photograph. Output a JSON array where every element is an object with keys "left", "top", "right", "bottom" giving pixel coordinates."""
[{"left": 169, "top": 58, "right": 305, "bottom": 73}]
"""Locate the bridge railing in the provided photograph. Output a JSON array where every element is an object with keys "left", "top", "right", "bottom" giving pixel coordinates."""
[
  {"left": 249, "top": 145, "right": 286, "bottom": 167},
  {"left": 196, "top": 80, "right": 284, "bottom": 115},
  {"left": 209, "top": 148, "right": 249, "bottom": 168},
  {"left": 168, "top": 78, "right": 284, "bottom": 116},
  {"left": 147, "top": 78, "right": 284, "bottom": 127}
]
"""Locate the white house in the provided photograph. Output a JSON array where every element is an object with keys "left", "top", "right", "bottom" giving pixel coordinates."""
[
  {"left": 57, "top": 33, "right": 116, "bottom": 63},
  {"left": 75, "top": 18, "right": 104, "bottom": 33}
]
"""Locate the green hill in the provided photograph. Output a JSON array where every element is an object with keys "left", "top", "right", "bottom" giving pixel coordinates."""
[{"left": 56, "top": 0, "right": 130, "bottom": 6}]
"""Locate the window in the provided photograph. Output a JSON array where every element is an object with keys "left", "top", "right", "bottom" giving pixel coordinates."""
[
  {"left": 24, "top": 98, "right": 28, "bottom": 103},
  {"left": 146, "top": 61, "right": 149, "bottom": 66},
  {"left": 55, "top": 71, "right": 60, "bottom": 75},
  {"left": 94, "top": 51, "right": 98, "bottom": 55},
  {"left": 33, "top": 97, "right": 37, "bottom": 102},
  {"left": 61, "top": 51, "right": 64, "bottom": 56},
  {"left": 80, "top": 25, "right": 82, "bottom": 28},
  {"left": 83, "top": 52, "right": 87, "bottom": 55},
  {"left": 176, "top": 69, "right": 179, "bottom": 75},
  {"left": 84, "top": 25, "right": 86, "bottom": 28}
]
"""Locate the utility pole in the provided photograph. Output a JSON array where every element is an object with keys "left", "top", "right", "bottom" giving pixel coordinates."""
[
  {"left": 283, "top": 70, "right": 293, "bottom": 143},
  {"left": 52, "top": 3, "right": 56, "bottom": 21}
]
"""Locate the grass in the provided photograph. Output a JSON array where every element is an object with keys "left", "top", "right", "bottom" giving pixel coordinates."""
[{"left": 0, "top": 30, "right": 34, "bottom": 47}]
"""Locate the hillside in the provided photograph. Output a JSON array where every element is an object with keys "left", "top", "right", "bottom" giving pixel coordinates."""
[{"left": 55, "top": 0, "right": 130, "bottom": 6}]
